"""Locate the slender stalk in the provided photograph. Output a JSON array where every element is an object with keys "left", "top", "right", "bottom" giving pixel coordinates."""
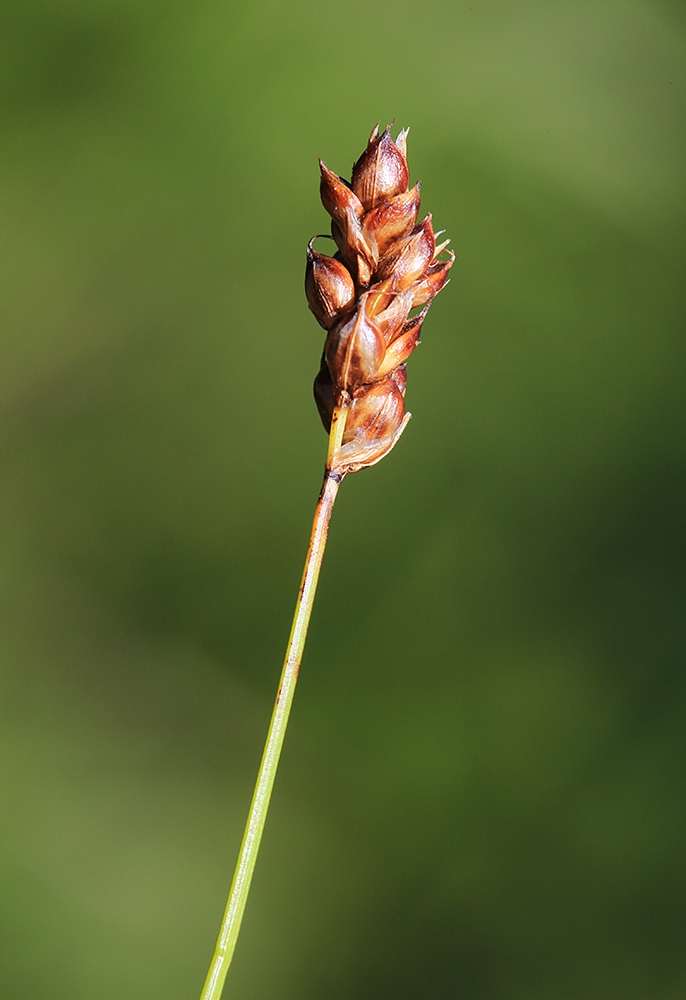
[
  {"left": 326, "top": 396, "right": 349, "bottom": 467},
  {"left": 199, "top": 408, "right": 347, "bottom": 1000}
]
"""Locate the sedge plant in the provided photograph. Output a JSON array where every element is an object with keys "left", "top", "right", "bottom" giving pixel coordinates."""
[{"left": 200, "top": 123, "right": 453, "bottom": 999}]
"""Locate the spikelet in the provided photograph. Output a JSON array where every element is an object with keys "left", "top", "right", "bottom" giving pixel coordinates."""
[{"left": 306, "top": 124, "right": 453, "bottom": 475}]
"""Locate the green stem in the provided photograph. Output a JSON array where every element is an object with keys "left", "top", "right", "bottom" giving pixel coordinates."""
[{"left": 199, "top": 461, "right": 343, "bottom": 1000}]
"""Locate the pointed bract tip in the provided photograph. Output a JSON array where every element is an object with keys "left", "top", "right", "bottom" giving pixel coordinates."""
[{"left": 396, "top": 127, "right": 409, "bottom": 158}]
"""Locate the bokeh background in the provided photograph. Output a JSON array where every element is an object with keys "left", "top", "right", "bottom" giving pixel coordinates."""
[{"left": 2, "top": 1, "right": 685, "bottom": 997}]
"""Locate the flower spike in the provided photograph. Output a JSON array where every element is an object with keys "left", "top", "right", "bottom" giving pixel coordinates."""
[{"left": 306, "top": 124, "right": 453, "bottom": 475}]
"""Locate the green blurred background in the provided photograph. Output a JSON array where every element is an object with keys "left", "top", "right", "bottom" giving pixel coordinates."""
[{"left": 1, "top": 1, "right": 685, "bottom": 997}]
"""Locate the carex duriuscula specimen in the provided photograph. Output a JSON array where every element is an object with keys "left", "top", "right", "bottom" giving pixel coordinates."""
[
  {"left": 306, "top": 123, "right": 454, "bottom": 474},
  {"left": 200, "top": 125, "right": 452, "bottom": 1000}
]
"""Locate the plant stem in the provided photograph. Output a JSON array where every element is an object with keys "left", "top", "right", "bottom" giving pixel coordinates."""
[
  {"left": 199, "top": 408, "right": 347, "bottom": 1000},
  {"left": 326, "top": 394, "right": 349, "bottom": 467}
]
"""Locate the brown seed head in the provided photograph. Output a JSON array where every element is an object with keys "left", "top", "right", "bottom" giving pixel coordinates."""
[{"left": 307, "top": 124, "right": 453, "bottom": 474}]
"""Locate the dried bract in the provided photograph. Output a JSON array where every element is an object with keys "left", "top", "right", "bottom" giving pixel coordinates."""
[{"left": 306, "top": 124, "right": 453, "bottom": 475}]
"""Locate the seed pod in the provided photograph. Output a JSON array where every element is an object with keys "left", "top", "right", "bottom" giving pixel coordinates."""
[
  {"left": 351, "top": 125, "right": 410, "bottom": 209},
  {"left": 362, "top": 182, "right": 421, "bottom": 258},
  {"left": 366, "top": 286, "right": 414, "bottom": 348},
  {"left": 330, "top": 217, "right": 377, "bottom": 287},
  {"left": 411, "top": 252, "right": 455, "bottom": 306},
  {"left": 374, "top": 306, "right": 428, "bottom": 380},
  {"left": 324, "top": 294, "right": 386, "bottom": 393},
  {"left": 333, "top": 369, "right": 411, "bottom": 474},
  {"left": 320, "top": 160, "right": 377, "bottom": 284},
  {"left": 319, "top": 160, "right": 364, "bottom": 224},
  {"left": 376, "top": 215, "right": 436, "bottom": 288},
  {"left": 305, "top": 241, "right": 356, "bottom": 330}
]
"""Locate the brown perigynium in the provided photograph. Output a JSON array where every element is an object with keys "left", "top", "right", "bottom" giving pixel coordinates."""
[{"left": 306, "top": 124, "right": 453, "bottom": 475}]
